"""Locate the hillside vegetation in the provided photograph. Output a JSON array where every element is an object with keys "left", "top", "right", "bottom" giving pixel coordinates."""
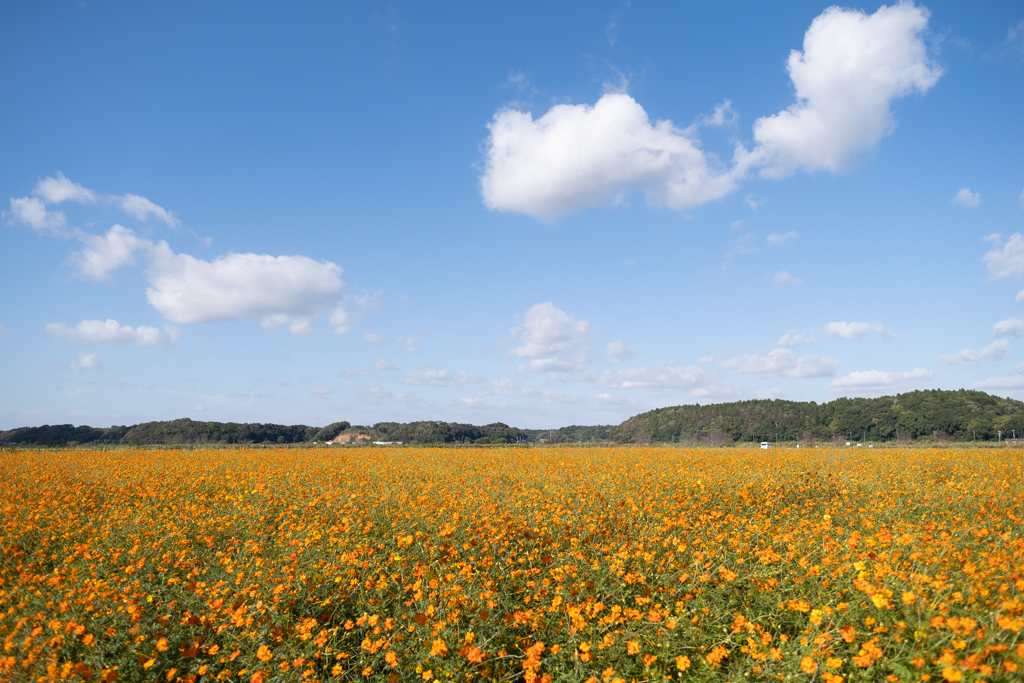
[
  {"left": 611, "top": 389, "right": 1024, "bottom": 444},
  {"left": 3, "top": 389, "right": 1022, "bottom": 446}
]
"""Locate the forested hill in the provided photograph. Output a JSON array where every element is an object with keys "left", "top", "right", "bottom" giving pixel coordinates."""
[
  {"left": 0, "top": 419, "right": 350, "bottom": 447},
  {"left": 3, "top": 389, "right": 1023, "bottom": 445},
  {"left": 610, "top": 389, "right": 1024, "bottom": 444}
]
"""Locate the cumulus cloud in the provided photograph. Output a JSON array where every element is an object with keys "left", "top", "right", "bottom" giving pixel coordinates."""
[
  {"left": 405, "top": 368, "right": 472, "bottom": 387},
  {"left": 145, "top": 241, "right": 347, "bottom": 334},
  {"left": 752, "top": 2, "right": 941, "bottom": 178},
  {"left": 974, "top": 363, "right": 1024, "bottom": 390},
  {"left": 72, "top": 224, "right": 150, "bottom": 280},
  {"left": 994, "top": 316, "right": 1024, "bottom": 337},
  {"left": 35, "top": 172, "right": 97, "bottom": 204},
  {"left": 508, "top": 302, "right": 590, "bottom": 376},
  {"left": 64, "top": 223, "right": 353, "bottom": 335},
  {"left": 951, "top": 188, "right": 980, "bottom": 208},
  {"left": 767, "top": 230, "right": 797, "bottom": 246},
  {"left": 10, "top": 196, "right": 66, "bottom": 232},
  {"left": 45, "top": 319, "right": 175, "bottom": 346},
  {"left": 772, "top": 270, "right": 802, "bottom": 286},
  {"left": 478, "top": 4, "right": 939, "bottom": 219},
  {"left": 69, "top": 352, "right": 102, "bottom": 371},
  {"left": 983, "top": 234, "right": 1024, "bottom": 280},
  {"left": 720, "top": 348, "right": 839, "bottom": 378},
  {"left": 775, "top": 331, "right": 819, "bottom": 347},
  {"left": 825, "top": 321, "right": 891, "bottom": 339},
  {"left": 606, "top": 339, "right": 633, "bottom": 364},
  {"left": 826, "top": 367, "right": 933, "bottom": 394},
  {"left": 936, "top": 340, "right": 1010, "bottom": 365},
  {"left": 480, "top": 93, "right": 748, "bottom": 219},
  {"left": 598, "top": 363, "right": 714, "bottom": 390}
]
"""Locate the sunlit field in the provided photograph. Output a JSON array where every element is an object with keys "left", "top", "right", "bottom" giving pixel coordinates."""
[{"left": 1, "top": 446, "right": 1022, "bottom": 683}]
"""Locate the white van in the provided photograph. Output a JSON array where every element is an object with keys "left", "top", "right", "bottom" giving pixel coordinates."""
[{"left": 760, "top": 442, "right": 770, "bottom": 449}]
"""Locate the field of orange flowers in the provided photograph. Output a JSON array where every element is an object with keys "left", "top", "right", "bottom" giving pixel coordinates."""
[{"left": 1, "top": 445, "right": 1023, "bottom": 683}]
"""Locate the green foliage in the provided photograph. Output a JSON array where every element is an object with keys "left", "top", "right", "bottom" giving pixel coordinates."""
[
  {"left": 0, "top": 424, "right": 129, "bottom": 446},
  {"left": 611, "top": 389, "right": 1024, "bottom": 443},
  {"left": 522, "top": 425, "right": 617, "bottom": 443},
  {"left": 370, "top": 421, "right": 529, "bottom": 444}
]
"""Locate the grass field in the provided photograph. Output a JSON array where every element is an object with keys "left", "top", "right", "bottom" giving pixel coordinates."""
[{"left": 1, "top": 446, "right": 1022, "bottom": 682}]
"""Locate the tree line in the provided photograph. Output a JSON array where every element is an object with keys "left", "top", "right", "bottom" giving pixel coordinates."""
[
  {"left": 4, "top": 390, "right": 1023, "bottom": 446},
  {"left": 610, "top": 389, "right": 1024, "bottom": 444}
]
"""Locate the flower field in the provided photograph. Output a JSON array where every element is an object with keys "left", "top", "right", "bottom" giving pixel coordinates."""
[{"left": 1, "top": 446, "right": 1023, "bottom": 683}]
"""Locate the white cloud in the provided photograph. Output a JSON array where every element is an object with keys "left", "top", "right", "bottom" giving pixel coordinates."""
[
  {"left": 145, "top": 241, "right": 347, "bottom": 334},
  {"left": 720, "top": 348, "right": 839, "bottom": 378},
  {"left": 397, "top": 336, "right": 422, "bottom": 352},
  {"left": 825, "top": 321, "right": 890, "bottom": 339},
  {"left": 117, "top": 193, "right": 179, "bottom": 227},
  {"left": 936, "top": 339, "right": 1010, "bottom": 365},
  {"left": 24, "top": 172, "right": 178, "bottom": 227},
  {"left": 35, "top": 172, "right": 97, "bottom": 204},
  {"left": 405, "top": 368, "right": 472, "bottom": 387},
  {"left": 775, "top": 330, "right": 819, "bottom": 347},
  {"left": 329, "top": 292, "right": 380, "bottom": 335},
  {"left": 478, "top": 4, "right": 938, "bottom": 220},
  {"left": 974, "top": 363, "right": 1024, "bottom": 390},
  {"left": 993, "top": 316, "right": 1024, "bottom": 337},
  {"left": 1016, "top": 290, "right": 1024, "bottom": 303},
  {"left": 480, "top": 93, "right": 747, "bottom": 219},
  {"left": 508, "top": 302, "right": 590, "bottom": 376},
  {"left": 1019, "top": 187, "right": 1024, "bottom": 209},
  {"left": 606, "top": 339, "right": 633, "bottom": 364},
  {"left": 374, "top": 358, "right": 399, "bottom": 371},
  {"left": 826, "top": 367, "right": 933, "bottom": 394},
  {"left": 365, "top": 330, "right": 384, "bottom": 346},
  {"left": 71, "top": 224, "right": 149, "bottom": 280},
  {"left": 951, "top": 188, "right": 980, "bottom": 208},
  {"left": 767, "top": 230, "right": 797, "bottom": 246},
  {"left": 983, "top": 233, "right": 1024, "bottom": 280},
  {"left": 327, "top": 307, "right": 351, "bottom": 335},
  {"left": 70, "top": 352, "right": 102, "bottom": 371},
  {"left": 10, "top": 197, "right": 66, "bottom": 232},
  {"left": 598, "top": 362, "right": 714, "bottom": 390},
  {"left": 360, "top": 385, "right": 421, "bottom": 404},
  {"left": 743, "top": 195, "right": 765, "bottom": 210},
  {"left": 1000, "top": 20, "right": 1024, "bottom": 58},
  {"left": 697, "top": 353, "right": 715, "bottom": 364},
  {"left": 46, "top": 319, "right": 172, "bottom": 346},
  {"left": 309, "top": 385, "right": 333, "bottom": 396},
  {"left": 752, "top": 2, "right": 941, "bottom": 178},
  {"left": 772, "top": 270, "right": 802, "bottom": 286},
  {"left": 475, "top": 378, "right": 517, "bottom": 396},
  {"left": 701, "top": 99, "right": 738, "bottom": 127}
]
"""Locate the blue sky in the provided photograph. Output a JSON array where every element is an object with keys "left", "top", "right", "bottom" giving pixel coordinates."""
[{"left": 2, "top": 1, "right": 1024, "bottom": 430}]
